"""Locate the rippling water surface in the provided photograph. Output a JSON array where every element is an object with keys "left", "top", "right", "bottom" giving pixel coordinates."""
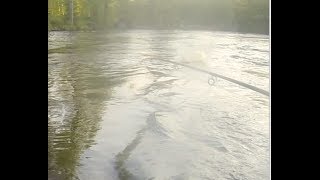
[{"left": 48, "top": 30, "right": 269, "bottom": 180}]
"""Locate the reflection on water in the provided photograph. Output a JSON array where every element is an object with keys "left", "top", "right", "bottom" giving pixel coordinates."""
[
  {"left": 48, "top": 30, "right": 269, "bottom": 180},
  {"left": 48, "top": 50, "right": 119, "bottom": 179}
]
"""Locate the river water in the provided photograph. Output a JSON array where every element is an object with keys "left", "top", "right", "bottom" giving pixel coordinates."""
[{"left": 48, "top": 30, "right": 269, "bottom": 180}]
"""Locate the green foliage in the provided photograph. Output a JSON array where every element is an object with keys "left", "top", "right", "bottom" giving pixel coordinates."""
[{"left": 48, "top": 0, "right": 269, "bottom": 34}]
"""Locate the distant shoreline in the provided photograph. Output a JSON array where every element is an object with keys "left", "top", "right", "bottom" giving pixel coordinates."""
[{"left": 48, "top": 28, "right": 269, "bottom": 36}]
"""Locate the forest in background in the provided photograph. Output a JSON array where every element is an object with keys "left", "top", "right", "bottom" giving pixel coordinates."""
[{"left": 48, "top": 0, "right": 269, "bottom": 34}]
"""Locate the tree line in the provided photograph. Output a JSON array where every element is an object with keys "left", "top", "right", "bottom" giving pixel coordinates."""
[{"left": 48, "top": 0, "right": 269, "bottom": 34}]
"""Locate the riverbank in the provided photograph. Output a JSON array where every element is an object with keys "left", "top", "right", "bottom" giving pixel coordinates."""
[{"left": 48, "top": 26, "right": 269, "bottom": 35}]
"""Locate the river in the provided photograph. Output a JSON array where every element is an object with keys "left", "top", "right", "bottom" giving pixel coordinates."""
[{"left": 48, "top": 30, "right": 269, "bottom": 180}]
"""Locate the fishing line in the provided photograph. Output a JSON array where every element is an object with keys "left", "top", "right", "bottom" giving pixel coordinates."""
[{"left": 155, "top": 59, "right": 269, "bottom": 97}]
